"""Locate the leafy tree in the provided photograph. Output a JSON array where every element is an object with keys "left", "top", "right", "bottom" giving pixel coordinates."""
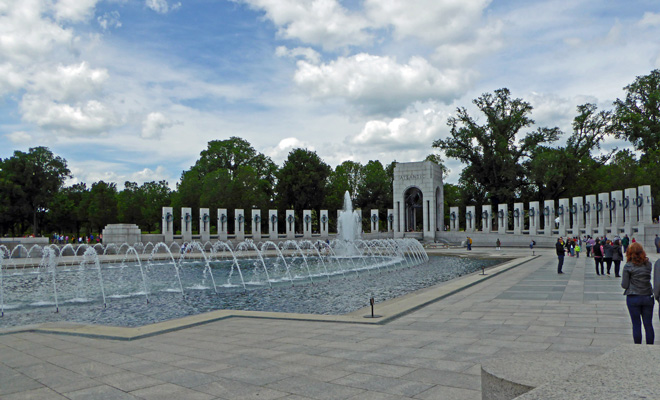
[
  {"left": 87, "top": 181, "right": 118, "bottom": 232},
  {"left": 613, "top": 69, "right": 660, "bottom": 153},
  {"left": 276, "top": 148, "right": 331, "bottom": 212},
  {"left": 325, "top": 161, "right": 363, "bottom": 211},
  {"left": 141, "top": 180, "right": 171, "bottom": 232},
  {"left": 174, "top": 137, "right": 277, "bottom": 232},
  {"left": 433, "top": 88, "right": 559, "bottom": 205},
  {"left": 356, "top": 160, "right": 390, "bottom": 231},
  {"left": 117, "top": 182, "right": 144, "bottom": 226},
  {"left": 524, "top": 103, "right": 613, "bottom": 200},
  {"left": 0, "top": 147, "right": 71, "bottom": 235}
]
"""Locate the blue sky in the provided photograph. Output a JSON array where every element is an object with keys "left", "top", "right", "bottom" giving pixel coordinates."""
[{"left": 1, "top": 0, "right": 659, "bottom": 188}]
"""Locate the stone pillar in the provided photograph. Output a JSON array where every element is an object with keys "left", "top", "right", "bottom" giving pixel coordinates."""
[
  {"left": 252, "top": 210, "right": 262, "bottom": 241},
  {"left": 529, "top": 201, "right": 540, "bottom": 235},
  {"left": 449, "top": 206, "right": 459, "bottom": 231},
  {"left": 235, "top": 209, "right": 245, "bottom": 242},
  {"left": 320, "top": 210, "right": 329, "bottom": 238},
  {"left": 181, "top": 207, "right": 193, "bottom": 242},
  {"left": 285, "top": 210, "right": 295, "bottom": 239},
  {"left": 199, "top": 208, "right": 211, "bottom": 243},
  {"left": 584, "top": 195, "right": 596, "bottom": 236},
  {"left": 387, "top": 209, "right": 394, "bottom": 232},
  {"left": 217, "top": 208, "right": 228, "bottom": 241},
  {"left": 597, "top": 193, "right": 610, "bottom": 236},
  {"left": 268, "top": 210, "right": 278, "bottom": 240},
  {"left": 638, "top": 185, "right": 653, "bottom": 224},
  {"left": 465, "top": 206, "right": 476, "bottom": 232},
  {"left": 610, "top": 190, "right": 623, "bottom": 236},
  {"left": 571, "top": 197, "right": 584, "bottom": 234},
  {"left": 162, "top": 207, "right": 174, "bottom": 243},
  {"left": 481, "top": 205, "right": 491, "bottom": 232},
  {"left": 513, "top": 202, "right": 523, "bottom": 235},
  {"left": 497, "top": 204, "right": 508, "bottom": 234},
  {"left": 557, "top": 198, "right": 569, "bottom": 237},
  {"left": 303, "top": 210, "right": 312, "bottom": 239},
  {"left": 624, "top": 188, "right": 637, "bottom": 232},
  {"left": 370, "top": 209, "right": 379, "bottom": 233},
  {"left": 543, "top": 200, "right": 554, "bottom": 236}
]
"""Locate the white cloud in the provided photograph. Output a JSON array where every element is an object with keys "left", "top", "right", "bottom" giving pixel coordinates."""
[
  {"left": 0, "top": 0, "right": 75, "bottom": 64},
  {"left": 20, "top": 96, "right": 118, "bottom": 134},
  {"left": 365, "top": 0, "right": 492, "bottom": 45},
  {"left": 293, "top": 54, "right": 471, "bottom": 115},
  {"left": 348, "top": 102, "right": 448, "bottom": 150},
  {"left": 639, "top": 12, "right": 660, "bottom": 27},
  {"left": 141, "top": 112, "right": 174, "bottom": 139},
  {"left": 266, "top": 137, "right": 314, "bottom": 163},
  {"left": 129, "top": 165, "right": 170, "bottom": 183},
  {"left": 275, "top": 46, "right": 320, "bottom": 64},
  {"left": 98, "top": 11, "right": 122, "bottom": 30},
  {"left": 31, "top": 62, "right": 109, "bottom": 102},
  {"left": 239, "top": 0, "right": 371, "bottom": 50},
  {"left": 145, "top": 0, "right": 181, "bottom": 14},
  {"left": 53, "top": 0, "right": 99, "bottom": 22},
  {"left": 6, "top": 131, "right": 33, "bottom": 144}
]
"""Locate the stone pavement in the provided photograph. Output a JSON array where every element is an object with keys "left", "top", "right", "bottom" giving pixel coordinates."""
[{"left": 0, "top": 248, "right": 649, "bottom": 399}]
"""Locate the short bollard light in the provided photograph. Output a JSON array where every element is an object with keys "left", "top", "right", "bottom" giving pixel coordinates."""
[{"left": 364, "top": 296, "right": 382, "bottom": 319}]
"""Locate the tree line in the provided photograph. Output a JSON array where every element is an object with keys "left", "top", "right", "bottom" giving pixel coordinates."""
[{"left": 1, "top": 69, "right": 659, "bottom": 237}]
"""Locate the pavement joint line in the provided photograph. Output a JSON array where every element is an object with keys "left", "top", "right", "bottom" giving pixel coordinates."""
[{"left": 0, "top": 254, "right": 539, "bottom": 341}]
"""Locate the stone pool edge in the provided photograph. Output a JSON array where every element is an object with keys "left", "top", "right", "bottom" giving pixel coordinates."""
[{"left": 0, "top": 254, "right": 538, "bottom": 341}]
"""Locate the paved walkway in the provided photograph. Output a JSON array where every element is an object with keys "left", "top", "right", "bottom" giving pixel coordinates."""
[{"left": 0, "top": 248, "right": 648, "bottom": 399}]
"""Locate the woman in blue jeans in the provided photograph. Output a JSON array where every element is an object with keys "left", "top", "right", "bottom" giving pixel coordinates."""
[{"left": 621, "top": 242, "right": 654, "bottom": 344}]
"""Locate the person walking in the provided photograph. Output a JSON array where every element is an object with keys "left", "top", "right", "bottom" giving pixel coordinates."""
[
  {"left": 623, "top": 234, "right": 630, "bottom": 253},
  {"left": 556, "top": 237, "right": 565, "bottom": 274},
  {"left": 466, "top": 237, "right": 472, "bottom": 250},
  {"left": 655, "top": 234, "right": 660, "bottom": 253},
  {"left": 593, "top": 239, "right": 604, "bottom": 275},
  {"left": 621, "top": 242, "right": 654, "bottom": 344},
  {"left": 603, "top": 240, "right": 614, "bottom": 276},
  {"left": 496, "top": 238, "right": 501, "bottom": 250},
  {"left": 612, "top": 239, "right": 624, "bottom": 277}
]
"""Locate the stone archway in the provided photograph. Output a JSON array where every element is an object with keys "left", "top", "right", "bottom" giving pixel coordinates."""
[
  {"left": 404, "top": 187, "right": 423, "bottom": 231},
  {"left": 393, "top": 161, "right": 444, "bottom": 241}
]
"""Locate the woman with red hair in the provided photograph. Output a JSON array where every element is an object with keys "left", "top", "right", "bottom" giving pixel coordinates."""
[{"left": 621, "top": 242, "right": 654, "bottom": 344}]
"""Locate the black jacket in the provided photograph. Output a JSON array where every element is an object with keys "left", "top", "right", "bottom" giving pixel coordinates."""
[{"left": 556, "top": 241, "right": 565, "bottom": 256}]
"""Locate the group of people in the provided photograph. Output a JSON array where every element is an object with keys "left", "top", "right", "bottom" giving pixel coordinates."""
[
  {"left": 555, "top": 235, "right": 634, "bottom": 277},
  {"left": 52, "top": 233, "right": 101, "bottom": 245},
  {"left": 556, "top": 236, "right": 660, "bottom": 345}
]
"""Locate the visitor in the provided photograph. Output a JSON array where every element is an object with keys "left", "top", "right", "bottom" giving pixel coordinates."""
[
  {"left": 496, "top": 238, "right": 501, "bottom": 250},
  {"left": 556, "top": 237, "right": 565, "bottom": 274},
  {"left": 621, "top": 242, "right": 654, "bottom": 344},
  {"left": 575, "top": 242, "right": 580, "bottom": 258},
  {"left": 655, "top": 234, "right": 660, "bottom": 254},
  {"left": 623, "top": 234, "right": 630, "bottom": 253},
  {"left": 467, "top": 236, "right": 472, "bottom": 251},
  {"left": 586, "top": 236, "right": 593, "bottom": 257},
  {"left": 603, "top": 240, "right": 614, "bottom": 276},
  {"left": 612, "top": 239, "right": 623, "bottom": 278},
  {"left": 529, "top": 239, "right": 534, "bottom": 250},
  {"left": 593, "top": 239, "right": 604, "bottom": 275}
]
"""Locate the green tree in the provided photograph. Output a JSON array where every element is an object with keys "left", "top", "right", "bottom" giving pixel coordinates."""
[
  {"left": 524, "top": 103, "right": 613, "bottom": 200},
  {"left": 433, "top": 88, "right": 559, "bottom": 205},
  {"left": 87, "top": 181, "right": 118, "bottom": 232},
  {"left": 276, "top": 148, "right": 332, "bottom": 212},
  {"left": 325, "top": 161, "right": 363, "bottom": 211},
  {"left": 614, "top": 69, "right": 660, "bottom": 153},
  {"left": 117, "top": 182, "right": 144, "bottom": 226},
  {"left": 141, "top": 181, "right": 171, "bottom": 232},
  {"left": 0, "top": 147, "right": 71, "bottom": 235},
  {"left": 174, "top": 137, "right": 277, "bottom": 232}
]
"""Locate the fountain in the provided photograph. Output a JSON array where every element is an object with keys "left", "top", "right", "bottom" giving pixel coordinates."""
[{"left": 0, "top": 193, "right": 504, "bottom": 328}]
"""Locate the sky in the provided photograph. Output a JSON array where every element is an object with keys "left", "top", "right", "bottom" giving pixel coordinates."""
[{"left": 1, "top": 0, "right": 660, "bottom": 189}]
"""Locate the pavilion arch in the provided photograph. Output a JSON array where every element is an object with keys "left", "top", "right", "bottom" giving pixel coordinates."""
[{"left": 392, "top": 161, "right": 444, "bottom": 241}]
